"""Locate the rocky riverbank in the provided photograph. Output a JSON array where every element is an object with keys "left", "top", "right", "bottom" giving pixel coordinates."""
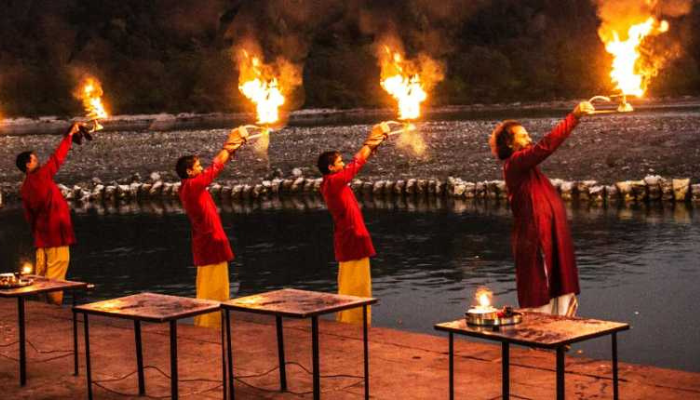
[{"left": 1, "top": 101, "right": 699, "bottom": 206}]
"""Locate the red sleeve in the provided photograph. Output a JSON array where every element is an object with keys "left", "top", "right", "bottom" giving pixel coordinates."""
[
  {"left": 41, "top": 134, "right": 73, "bottom": 177},
  {"left": 509, "top": 113, "right": 579, "bottom": 172},
  {"left": 189, "top": 158, "right": 226, "bottom": 191},
  {"left": 332, "top": 156, "right": 366, "bottom": 187}
]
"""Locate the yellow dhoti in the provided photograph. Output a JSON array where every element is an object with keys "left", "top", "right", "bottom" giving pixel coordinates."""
[
  {"left": 35, "top": 247, "right": 70, "bottom": 305},
  {"left": 194, "top": 261, "right": 230, "bottom": 328},
  {"left": 337, "top": 257, "right": 372, "bottom": 324},
  {"left": 525, "top": 293, "right": 578, "bottom": 317}
]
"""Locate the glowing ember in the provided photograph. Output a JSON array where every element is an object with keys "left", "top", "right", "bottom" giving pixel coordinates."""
[
  {"left": 238, "top": 51, "right": 286, "bottom": 125},
  {"left": 601, "top": 17, "right": 669, "bottom": 98},
  {"left": 75, "top": 76, "right": 109, "bottom": 120}
]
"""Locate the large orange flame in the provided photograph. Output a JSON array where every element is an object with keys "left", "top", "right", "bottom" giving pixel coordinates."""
[
  {"left": 76, "top": 77, "right": 108, "bottom": 120},
  {"left": 602, "top": 17, "right": 669, "bottom": 97},
  {"left": 379, "top": 47, "right": 428, "bottom": 121},
  {"left": 238, "top": 51, "right": 285, "bottom": 125}
]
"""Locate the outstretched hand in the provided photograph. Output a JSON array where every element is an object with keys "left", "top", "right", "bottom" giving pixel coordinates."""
[
  {"left": 573, "top": 101, "right": 595, "bottom": 118},
  {"left": 363, "top": 122, "right": 390, "bottom": 150},
  {"left": 225, "top": 126, "right": 249, "bottom": 152}
]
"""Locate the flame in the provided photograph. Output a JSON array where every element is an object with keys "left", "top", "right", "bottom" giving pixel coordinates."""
[
  {"left": 76, "top": 76, "right": 109, "bottom": 120},
  {"left": 21, "top": 262, "right": 33, "bottom": 275},
  {"left": 380, "top": 48, "right": 428, "bottom": 120},
  {"left": 602, "top": 17, "right": 669, "bottom": 97},
  {"left": 475, "top": 288, "right": 493, "bottom": 309},
  {"left": 238, "top": 51, "right": 285, "bottom": 125}
]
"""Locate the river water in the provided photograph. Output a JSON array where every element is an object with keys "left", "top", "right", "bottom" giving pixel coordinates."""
[{"left": 1, "top": 197, "right": 698, "bottom": 373}]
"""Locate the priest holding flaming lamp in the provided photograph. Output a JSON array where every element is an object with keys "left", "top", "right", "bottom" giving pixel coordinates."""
[
  {"left": 488, "top": 101, "right": 595, "bottom": 316},
  {"left": 317, "top": 122, "right": 391, "bottom": 324},
  {"left": 175, "top": 128, "right": 248, "bottom": 328},
  {"left": 15, "top": 122, "right": 87, "bottom": 305}
]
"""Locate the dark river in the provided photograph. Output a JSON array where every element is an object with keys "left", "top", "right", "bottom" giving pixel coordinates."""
[{"left": 1, "top": 198, "right": 699, "bottom": 373}]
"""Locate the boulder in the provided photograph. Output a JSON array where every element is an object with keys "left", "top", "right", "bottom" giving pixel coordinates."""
[
  {"left": 406, "top": 179, "right": 417, "bottom": 195},
  {"left": 589, "top": 185, "right": 605, "bottom": 203},
  {"left": 615, "top": 181, "right": 634, "bottom": 202},
  {"left": 643, "top": 175, "right": 662, "bottom": 201},
  {"left": 393, "top": 180, "right": 406, "bottom": 195},
  {"left": 691, "top": 184, "right": 700, "bottom": 202},
  {"left": 463, "top": 182, "right": 476, "bottom": 199},
  {"left": 673, "top": 178, "right": 690, "bottom": 202},
  {"left": 560, "top": 181, "right": 574, "bottom": 201}
]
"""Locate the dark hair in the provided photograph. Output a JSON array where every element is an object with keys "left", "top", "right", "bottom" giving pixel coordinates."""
[
  {"left": 175, "top": 155, "right": 198, "bottom": 179},
  {"left": 489, "top": 120, "right": 522, "bottom": 160},
  {"left": 317, "top": 151, "right": 340, "bottom": 175},
  {"left": 16, "top": 151, "right": 34, "bottom": 173}
]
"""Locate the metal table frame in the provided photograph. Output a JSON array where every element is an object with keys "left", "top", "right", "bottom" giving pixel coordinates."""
[
  {"left": 436, "top": 315, "right": 629, "bottom": 400},
  {"left": 0, "top": 276, "right": 89, "bottom": 386},
  {"left": 220, "top": 289, "right": 377, "bottom": 400},
  {"left": 73, "top": 294, "right": 221, "bottom": 400}
]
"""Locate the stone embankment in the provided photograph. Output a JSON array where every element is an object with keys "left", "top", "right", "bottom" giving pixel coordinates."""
[{"left": 1, "top": 172, "right": 699, "bottom": 208}]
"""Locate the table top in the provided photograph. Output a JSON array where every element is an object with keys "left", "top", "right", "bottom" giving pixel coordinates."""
[
  {"left": 0, "top": 275, "right": 89, "bottom": 298},
  {"left": 221, "top": 288, "right": 377, "bottom": 318},
  {"left": 73, "top": 292, "right": 220, "bottom": 322},
  {"left": 435, "top": 311, "right": 630, "bottom": 348}
]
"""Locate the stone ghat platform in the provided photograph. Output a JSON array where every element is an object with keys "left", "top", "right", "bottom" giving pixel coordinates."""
[{"left": 2, "top": 300, "right": 699, "bottom": 399}]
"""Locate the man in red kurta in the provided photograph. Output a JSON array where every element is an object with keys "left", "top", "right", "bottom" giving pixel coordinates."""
[
  {"left": 488, "top": 102, "right": 594, "bottom": 316},
  {"left": 17, "top": 122, "right": 83, "bottom": 305},
  {"left": 318, "top": 123, "right": 389, "bottom": 324},
  {"left": 176, "top": 128, "right": 247, "bottom": 328}
]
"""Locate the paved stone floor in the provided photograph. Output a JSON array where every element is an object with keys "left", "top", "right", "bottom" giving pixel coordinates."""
[{"left": 2, "top": 299, "right": 699, "bottom": 399}]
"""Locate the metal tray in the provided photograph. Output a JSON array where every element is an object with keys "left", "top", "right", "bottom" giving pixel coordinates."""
[{"left": 466, "top": 311, "right": 523, "bottom": 326}]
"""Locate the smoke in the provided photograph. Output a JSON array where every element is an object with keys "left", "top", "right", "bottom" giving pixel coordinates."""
[{"left": 594, "top": 0, "right": 694, "bottom": 41}]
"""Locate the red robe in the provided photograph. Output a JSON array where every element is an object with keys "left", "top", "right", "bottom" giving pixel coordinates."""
[
  {"left": 179, "top": 158, "right": 234, "bottom": 266},
  {"left": 320, "top": 156, "right": 376, "bottom": 262},
  {"left": 21, "top": 135, "right": 76, "bottom": 248},
  {"left": 503, "top": 113, "right": 581, "bottom": 308}
]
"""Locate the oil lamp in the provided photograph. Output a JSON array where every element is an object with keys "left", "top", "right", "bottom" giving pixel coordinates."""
[{"left": 465, "top": 288, "right": 522, "bottom": 326}]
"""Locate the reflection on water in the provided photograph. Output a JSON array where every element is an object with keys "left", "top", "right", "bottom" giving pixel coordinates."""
[{"left": 1, "top": 199, "right": 698, "bottom": 372}]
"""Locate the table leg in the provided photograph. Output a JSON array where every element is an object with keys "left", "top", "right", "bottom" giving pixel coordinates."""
[
  {"left": 134, "top": 320, "right": 146, "bottom": 395},
  {"left": 556, "top": 346, "right": 565, "bottom": 400},
  {"left": 612, "top": 333, "right": 619, "bottom": 400},
  {"left": 73, "top": 295, "right": 79, "bottom": 376},
  {"left": 226, "top": 310, "right": 234, "bottom": 400},
  {"left": 363, "top": 305, "right": 369, "bottom": 400},
  {"left": 312, "top": 316, "right": 320, "bottom": 400},
  {"left": 170, "top": 320, "right": 178, "bottom": 400},
  {"left": 18, "top": 297, "right": 26, "bottom": 386},
  {"left": 84, "top": 313, "right": 93, "bottom": 400},
  {"left": 449, "top": 333, "right": 454, "bottom": 400},
  {"left": 502, "top": 342, "right": 510, "bottom": 399},
  {"left": 220, "top": 310, "right": 227, "bottom": 400},
  {"left": 276, "top": 316, "right": 287, "bottom": 391}
]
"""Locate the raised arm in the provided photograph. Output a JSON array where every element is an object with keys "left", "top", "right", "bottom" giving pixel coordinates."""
[
  {"left": 190, "top": 127, "right": 248, "bottom": 189},
  {"left": 332, "top": 123, "right": 391, "bottom": 185},
  {"left": 509, "top": 102, "right": 593, "bottom": 172},
  {"left": 42, "top": 123, "right": 81, "bottom": 177}
]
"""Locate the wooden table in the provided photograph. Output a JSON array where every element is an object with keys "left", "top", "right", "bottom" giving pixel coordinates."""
[
  {"left": 73, "top": 293, "right": 221, "bottom": 400},
  {"left": 220, "top": 288, "right": 377, "bottom": 400},
  {"left": 0, "top": 275, "right": 89, "bottom": 386},
  {"left": 435, "top": 312, "right": 630, "bottom": 400}
]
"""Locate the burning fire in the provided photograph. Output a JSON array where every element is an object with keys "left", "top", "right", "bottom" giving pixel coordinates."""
[
  {"left": 21, "top": 262, "right": 33, "bottom": 275},
  {"left": 602, "top": 17, "right": 669, "bottom": 97},
  {"left": 75, "top": 76, "right": 109, "bottom": 120},
  {"left": 380, "top": 48, "right": 428, "bottom": 121},
  {"left": 377, "top": 45, "right": 443, "bottom": 157},
  {"left": 474, "top": 288, "right": 495, "bottom": 311},
  {"left": 238, "top": 50, "right": 285, "bottom": 125}
]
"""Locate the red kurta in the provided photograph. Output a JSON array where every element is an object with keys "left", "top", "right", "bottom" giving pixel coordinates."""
[
  {"left": 179, "top": 158, "right": 234, "bottom": 266},
  {"left": 504, "top": 113, "right": 581, "bottom": 308},
  {"left": 320, "top": 156, "right": 376, "bottom": 262},
  {"left": 21, "top": 135, "right": 76, "bottom": 248}
]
